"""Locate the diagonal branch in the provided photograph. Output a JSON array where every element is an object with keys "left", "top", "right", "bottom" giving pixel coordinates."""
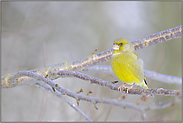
[
  {"left": 35, "top": 82, "right": 93, "bottom": 122},
  {"left": 131, "top": 25, "right": 182, "bottom": 50},
  {"left": 6, "top": 25, "right": 180, "bottom": 81}
]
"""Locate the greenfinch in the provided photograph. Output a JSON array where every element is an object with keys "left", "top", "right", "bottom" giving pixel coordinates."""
[{"left": 110, "top": 38, "right": 148, "bottom": 92}]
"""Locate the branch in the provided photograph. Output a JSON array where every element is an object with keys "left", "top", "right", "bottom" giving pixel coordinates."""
[
  {"left": 35, "top": 82, "right": 93, "bottom": 122},
  {"left": 131, "top": 25, "right": 182, "bottom": 50},
  {"left": 2, "top": 71, "right": 93, "bottom": 121},
  {"left": 83, "top": 65, "right": 182, "bottom": 85},
  {"left": 2, "top": 70, "right": 181, "bottom": 96},
  {"left": 2, "top": 71, "right": 181, "bottom": 117},
  {"left": 69, "top": 25, "right": 182, "bottom": 71},
  {"left": 4, "top": 25, "right": 180, "bottom": 81},
  {"left": 53, "top": 70, "right": 181, "bottom": 96},
  {"left": 39, "top": 82, "right": 182, "bottom": 114},
  {"left": 143, "top": 95, "right": 181, "bottom": 111}
]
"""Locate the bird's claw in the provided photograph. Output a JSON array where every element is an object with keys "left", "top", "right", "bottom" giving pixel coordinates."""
[
  {"left": 118, "top": 83, "right": 135, "bottom": 93},
  {"left": 118, "top": 83, "right": 125, "bottom": 92}
]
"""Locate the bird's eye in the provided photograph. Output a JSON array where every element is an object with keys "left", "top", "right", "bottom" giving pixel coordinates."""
[{"left": 119, "top": 43, "right": 123, "bottom": 46}]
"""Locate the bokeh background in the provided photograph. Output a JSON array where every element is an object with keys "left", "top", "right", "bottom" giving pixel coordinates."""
[{"left": 2, "top": 1, "right": 181, "bottom": 122}]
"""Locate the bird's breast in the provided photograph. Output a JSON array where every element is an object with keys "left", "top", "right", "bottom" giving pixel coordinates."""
[{"left": 110, "top": 52, "right": 144, "bottom": 83}]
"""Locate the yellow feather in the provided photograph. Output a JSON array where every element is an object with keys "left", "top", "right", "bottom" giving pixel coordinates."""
[{"left": 110, "top": 38, "right": 148, "bottom": 89}]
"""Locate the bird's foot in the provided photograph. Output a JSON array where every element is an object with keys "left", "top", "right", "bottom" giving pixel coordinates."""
[{"left": 118, "top": 83, "right": 135, "bottom": 93}]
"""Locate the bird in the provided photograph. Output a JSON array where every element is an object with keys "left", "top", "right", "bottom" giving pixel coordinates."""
[{"left": 110, "top": 38, "right": 148, "bottom": 92}]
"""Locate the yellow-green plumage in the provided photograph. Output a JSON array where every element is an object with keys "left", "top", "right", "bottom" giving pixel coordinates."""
[{"left": 110, "top": 38, "right": 148, "bottom": 89}]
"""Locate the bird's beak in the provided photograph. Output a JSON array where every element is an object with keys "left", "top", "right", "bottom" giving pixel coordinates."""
[{"left": 112, "top": 44, "right": 119, "bottom": 50}]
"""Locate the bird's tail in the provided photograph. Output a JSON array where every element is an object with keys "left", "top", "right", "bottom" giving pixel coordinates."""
[{"left": 143, "top": 77, "right": 149, "bottom": 89}]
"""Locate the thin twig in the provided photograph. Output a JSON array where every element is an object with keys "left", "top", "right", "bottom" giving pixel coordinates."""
[
  {"left": 143, "top": 95, "right": 181, "bottom": 112},
  {"left": 141, "top": 112, "right": 146, "bottom": 122}
]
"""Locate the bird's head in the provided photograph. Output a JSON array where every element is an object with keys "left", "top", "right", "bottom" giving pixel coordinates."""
[{"left": 112, "top": 38, "right": 134, "bottom": 52}]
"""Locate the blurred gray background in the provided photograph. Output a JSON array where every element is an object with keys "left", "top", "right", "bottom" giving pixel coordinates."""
[{"left": 2, "top": 1, "right": 181, "bottom": 122}]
